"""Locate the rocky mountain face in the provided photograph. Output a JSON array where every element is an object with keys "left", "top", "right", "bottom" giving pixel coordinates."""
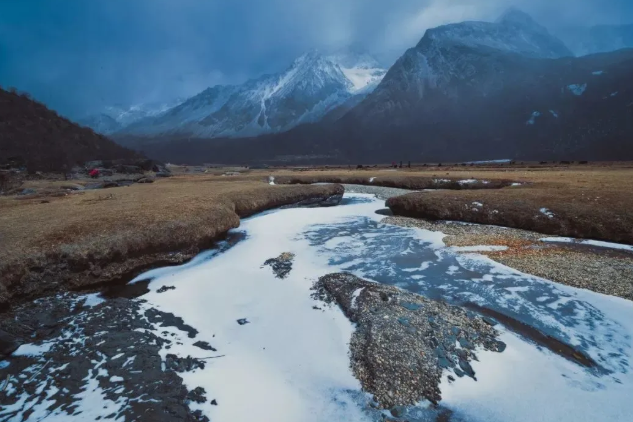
[
  {"left": 558, "top": 24, "right": 633, "bottom": 57},
  {"left": 114, "top": 51, "right": 386, "bottom": 140},
  {"left": 134, "top": 11, "right": 633, "bottom": 164}
]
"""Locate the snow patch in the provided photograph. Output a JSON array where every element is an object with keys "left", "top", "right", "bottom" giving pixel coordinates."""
[
  {"left": 549, "top": 110, "right": 558, "bottom": 118},
  {"left": 465, "top": 159, "right": 511, "bottom": 164},
  {"left": 539, "top": 208, "right": 555, "bottom": 218},
  {"left": 567, "top": 84, "right": 587, "bottom": 96},
  {"left": 350, "top": 287, "right": 365, "bottom": 309},
  {"left": 13, "top": 342, "right": 53, "bottom": 356},
  {"left": 592, "top": 70, "right": 604, "bottom": 75},
  {"left": 540, "top": 237, "right": 633, "bottom": 253},
  {"left": 82, "top": 293, "right": 106, "bottom": 308},
  {"left": 526, "top": 111, "right": 541, "bottom": 125}
]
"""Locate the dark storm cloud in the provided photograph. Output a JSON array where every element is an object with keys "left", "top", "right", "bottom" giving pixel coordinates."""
[{"left": 0, "top": 0, "right": 631, "bottom": 118}]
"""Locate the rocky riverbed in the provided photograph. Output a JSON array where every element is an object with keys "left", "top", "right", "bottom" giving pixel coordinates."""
[
  {"left": 0, "top": 293, "right": 213, "bottom": 421},
  {"left": 313, "top": 273, "right": 505, "bottom": 409}
]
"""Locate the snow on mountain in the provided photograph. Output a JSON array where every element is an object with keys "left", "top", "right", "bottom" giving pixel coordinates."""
[
  {"left": 327, "top": 51, "right": 387, "bottom": 93},
  {"left": 116, "top": 51, "right": 386, "bottom": 139},
  {"left": 417, "top": 9, "right": 572, "bottom": 60},
  {"left": 79, "top": 99, "right": 184, "bottom": 134},
  {"left": 77, "top": 113, "right": 122, "bottom": 134},
  {"left": 358, "top": 9, "right": 573, "bottom": 118}
]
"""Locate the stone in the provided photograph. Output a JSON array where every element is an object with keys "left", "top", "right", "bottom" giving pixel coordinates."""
[
  {"left": 390, "top": 406, "right": 404, "bottom": 417},
  {"left": 156, "top": 286, "right": 176, "bottom": 294},
  {"left": 237, "top": 318, "right": 249, "bottom": 325},
  {"left": 400, "top": 302, "right": 421, "bottom": 311},
  {"left": 397, "top": 317, "right": 410, "bottom": 327},
  {"left": 459, "top": 337, "right": 474, "bottom": 349},
  {"left": 483, "top": 317, "right": 498, "bottom": 326},
  {"left": 193, "top": 341, "right": 217, "bottom": 352},
  {"left": 0, "top": 329, "right": 21, "bottom": 357},
  {"left": 458, "top": 359, "right": 475, "bottom": 378},
  {"left": 186, "top": 387, "right": 207, "bottom": 404},
  {"left": 19, "top": 188, "right": 36, "bottom": 196}
]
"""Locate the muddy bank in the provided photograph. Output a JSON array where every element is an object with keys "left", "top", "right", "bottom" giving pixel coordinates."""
[
  {"left": 386, "top": 191, "right": 633, "bottom": 245},
  {"left": 0, "top": 183, "right": 343, "bottom": 309}
]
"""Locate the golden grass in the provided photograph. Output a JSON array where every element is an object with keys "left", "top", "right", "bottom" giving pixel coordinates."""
[
  {"left": 0, "top": 175, "right": 342, "bottom": 305},
  {"left": 381, "top": 166, "right": 633, "bottom": 244}
]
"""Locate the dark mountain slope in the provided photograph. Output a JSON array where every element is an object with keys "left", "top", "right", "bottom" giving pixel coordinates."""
[
  {"left": 131, "top": 48, "right": 633, "bottom": 165},
  {"left": 0, "top": 88, "right": 138, "bottom": 171}
]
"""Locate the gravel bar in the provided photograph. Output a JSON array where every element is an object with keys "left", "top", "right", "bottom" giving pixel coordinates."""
[{"left": 383, "top": 216, "right": 633, "bottom": 301}]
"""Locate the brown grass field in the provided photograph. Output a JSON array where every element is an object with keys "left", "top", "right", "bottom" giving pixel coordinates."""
[
  {"left": 261, "top": 162, "right": 633, "bottom": 244},
  {"left": 1, "top": 161, "right": 632, "bottom": 307},
  {"left": 0, "top": 175, "right": 342, "bottom": 306}
]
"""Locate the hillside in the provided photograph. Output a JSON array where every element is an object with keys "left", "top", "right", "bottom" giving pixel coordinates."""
[{"left": 0, "top": 88, "right": 138, "bottom": 172}]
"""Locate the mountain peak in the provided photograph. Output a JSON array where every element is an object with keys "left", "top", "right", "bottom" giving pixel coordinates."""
[
  {"left": 497, "top": 8, "right": 541, "bottom": 29},
  {"left": 416, "top": 11, "right": 571, "bottom": 59}
]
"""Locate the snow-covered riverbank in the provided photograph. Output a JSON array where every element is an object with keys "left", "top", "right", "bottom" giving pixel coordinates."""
[{"left": 3, "top": 193, "right": 633, "bottom": 421}]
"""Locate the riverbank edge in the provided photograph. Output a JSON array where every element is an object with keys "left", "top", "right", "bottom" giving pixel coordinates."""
[{"left": 0, "top": 184, "right": 344, "bottom": 309}]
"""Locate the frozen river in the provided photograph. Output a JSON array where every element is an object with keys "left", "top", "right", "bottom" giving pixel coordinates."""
[{"left": 3, "top": 193, "right": 633, "bottom": 421}]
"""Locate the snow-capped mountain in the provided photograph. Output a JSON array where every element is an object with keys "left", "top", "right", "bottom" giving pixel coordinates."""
[
  {"left": 356, "top": 9, "right": 573, "bottom": 119},
  {"left": 116, "top": 51, "right": 386, "bottom": 139},
  {"left": 78, "top": 99, "right": 184, "bottom": 134},
  {"left": 78, "top": 113, "right": 122, "bottom": 134},
  {"left": 557, "top": 24, "right": 633, "bottom": 56},
  {"left": 147, "top": 9, "right": 633, "bottom": 164}
]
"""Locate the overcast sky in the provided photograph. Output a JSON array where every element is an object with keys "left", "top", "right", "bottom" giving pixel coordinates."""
[{"left": 1, "top": 0, "right": 631, "bottom": 118}]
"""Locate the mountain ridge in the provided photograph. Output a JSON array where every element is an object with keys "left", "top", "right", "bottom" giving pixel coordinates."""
[{"left": 111, "top": 50, "right": 386, "bottom": 140}]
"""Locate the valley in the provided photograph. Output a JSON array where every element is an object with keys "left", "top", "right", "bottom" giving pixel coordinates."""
[
  {"left": 2, "top": 4, "right": 633, "bottom": 422},
  {"left": 1, "top": 163, "right": 633, "bottom": 421}
]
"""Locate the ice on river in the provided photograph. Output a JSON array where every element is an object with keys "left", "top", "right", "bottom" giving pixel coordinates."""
[
  {"left": 135, "top": 193, "right": 633, "bottom": 422},
  {"left": 15, "top": 194, "right": 631, "bottom": 421}
]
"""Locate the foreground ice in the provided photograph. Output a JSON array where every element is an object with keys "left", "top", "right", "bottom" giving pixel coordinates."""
[
  {"left": 137, "top": 194, "right": 633, "bottom": 421},
  {"left": 10, "top": 194, "right": 633, "bottom": 421}
]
